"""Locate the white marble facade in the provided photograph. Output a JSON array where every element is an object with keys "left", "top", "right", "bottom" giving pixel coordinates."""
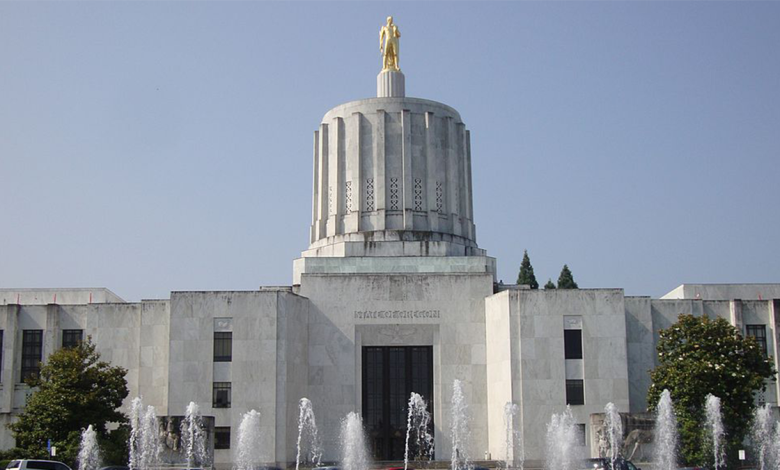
[{"left": 1, "top": 68, "right": 779, "bottom": 468}]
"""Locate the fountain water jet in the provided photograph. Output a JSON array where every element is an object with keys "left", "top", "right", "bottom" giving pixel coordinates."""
[
  {"left": 451, "top": 380, "right": 472, "bottom": 470},
  {"left": 340, "top": 412, "right": 369, "bottom": 470},
  {"left": 654, "top": 390, "right": 678, "bottom": 470},
  {"left": 603, "top": 403, "right": 622, "bottom": 469},
  {"left": 140, "top": 406, "right": 161, "bottom": 470},
  {"left": 296, "top": 399, "right": 323, "bottom": 470},
  {"left": 544, "top": 406, "right": 578, "bottom": 470},
  {"left": 404, "top": 392, "right": 434, "bottom": 470},
  {"left": 236, "top": 409, "right": 263, "bottom": 470},
  {"left": 78, "top": 425, "right": 101, "bottom": 470},
  {"left": 181, "top": 401, "right": 209, "bottom": 469},
  {"left": 704, "top": 394, "right": 725, "bottom": 470},
  {"left": 771, "top": 422, "right": 780, "bottom": 470},
  {"left": 752, "top": 404, "right": 774, "bottom": 470},
  {"left": 503, "top": 402, "right": 522, "bottom": 470},
  {"left": 128, "top": 397, "right": 145, "bottom": 470}
]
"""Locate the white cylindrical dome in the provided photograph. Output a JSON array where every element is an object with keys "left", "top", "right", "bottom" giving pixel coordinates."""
[{"left": 305, "top": 97, "right": 482, "bottom": 258}]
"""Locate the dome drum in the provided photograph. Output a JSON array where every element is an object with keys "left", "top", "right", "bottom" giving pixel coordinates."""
[{"left": 308, "top": 97, "right": 477, "bottom": 257}]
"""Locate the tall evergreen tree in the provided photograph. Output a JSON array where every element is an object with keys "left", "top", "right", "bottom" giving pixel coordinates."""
[
  {"left": 544, "top": 279, "right": 556, "bottom": 289},
  {"left": 557, "top": 264, "right": 578, "bottom": 289},
  {"left": 516, "top": 250, "right": 539, "bottom": 289}
]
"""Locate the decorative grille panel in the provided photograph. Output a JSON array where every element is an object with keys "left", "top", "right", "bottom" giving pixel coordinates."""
[
  {"left": 435, "top": 182, "right": 443, "bottom": 213},
  {"left": 389, "top": 178, "right": 399, "bottom": 210},
  {"left": 366, "top": 178, "right": 375, "bottom": 211},
  {"left": 413, "top": 178, "right": 423, "bottom": 211},
  {"left": 345, "top": 181, "right": 353, "bottom": 213},
  {"left": 328, "top": 186, "right": 334, "bottom": 215}
]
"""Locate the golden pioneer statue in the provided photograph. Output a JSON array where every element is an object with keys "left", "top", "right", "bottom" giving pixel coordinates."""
[{"left": 379, "top": 16, "right": 401, "bottom": 72}]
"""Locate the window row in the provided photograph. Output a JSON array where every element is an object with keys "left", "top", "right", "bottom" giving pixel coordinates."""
[
  {"left": 0, "top": 329, "right": 84, "bottom": 383},
  {"left": 563, "top": 324, "right": 770, "bottom": 361}
]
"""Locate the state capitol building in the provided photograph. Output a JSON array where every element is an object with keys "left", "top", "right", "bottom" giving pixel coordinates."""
[{"left": 2, "top": 19, "right": 778, "bottom": 469}]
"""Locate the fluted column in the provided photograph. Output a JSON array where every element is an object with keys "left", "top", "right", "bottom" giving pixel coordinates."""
[{"left": 377, "top": 70, "right": 405, "bottom": 97}]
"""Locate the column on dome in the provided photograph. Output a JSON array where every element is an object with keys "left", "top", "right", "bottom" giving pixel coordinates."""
[
  {"left": 401, "top": 109, "right": 413, "bottom": 230},
  {"left": 326, "top": 118, "right": 344, "bottom": 237},
  {"left": 374, "top": 110, "right": 387, "bottom": 230},
  {"left": 425, "top": 111, "right": 440, "bottom": 234},
  {"left": 464, "top": 129, "right": 475, "bottom": 238},
  {"left": 311, "top": 124, "right": 329, "bottom": 243},
  {"left": 344, "top": 112, "right": 361, "bottom": 233},
  {"left": 310, "top": 130, "right": 318, "bottom": 244}
]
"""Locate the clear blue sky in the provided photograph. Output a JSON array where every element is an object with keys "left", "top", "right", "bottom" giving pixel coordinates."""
[{"left": 1, "top": 1, "right": 778, "bottom": 302}]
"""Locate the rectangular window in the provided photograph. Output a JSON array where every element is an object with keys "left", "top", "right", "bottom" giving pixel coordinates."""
[
  {"left": 62, "top": 329, "right": 83, "bottom": 349},
  {"left": 21, "top": 330, "right": 44, "bottom": 382},
  {"left": 564, "top": 329, "right": 583, "bottom": 359},
  {"left": 566, "top": 379, "right": 584, "bottom": 405},
  {"left": 213, "top": 382, "right": 232, "bottom": 408},
  {"left": 213, "top": 332, "right": 232, "bottom": 362},
  {"left": 576, "top": 424, "right": 586, "bottom": 446},
  {"left": 746, "top": 325, "right": 768, "bottom": 357},
  {"left": 214, "top": 426, "right": 231, "bottom": 449}
]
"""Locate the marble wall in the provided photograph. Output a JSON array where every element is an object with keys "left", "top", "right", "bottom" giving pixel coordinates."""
[
  {"left": 297, "top": 271, "right": 494, "bottom": 462},
  {"left": 0, "top": 285, "right": 777, "bottom": 467}
]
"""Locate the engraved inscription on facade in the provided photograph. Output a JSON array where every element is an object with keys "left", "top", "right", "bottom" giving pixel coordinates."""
[{"left": 354, "top": 310, "right": 441, "bottom": 320}]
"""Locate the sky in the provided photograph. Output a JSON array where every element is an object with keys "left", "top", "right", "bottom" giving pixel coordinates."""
[{"left": 1, "top": 1, "right": 778, "bottom": 302}]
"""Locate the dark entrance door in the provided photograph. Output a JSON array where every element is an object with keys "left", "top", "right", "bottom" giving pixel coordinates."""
[{"left": 362, "top": 346, "right": 434, "bottom": 461}]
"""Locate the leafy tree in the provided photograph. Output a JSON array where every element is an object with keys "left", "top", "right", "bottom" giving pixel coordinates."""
[
  {"left": 647, "top": 314, "right": 776, "bottom": 468},
  {"left": 516, "top": 250, "right": 539, "bottom": 289},
  {"left": 544, "top": 279, "right": 556, "bottom": 290},
  {"left": 9, "top": 338, "right": 129, "bottom": 467},
  {"left": 557, "top": 264, "right": 578, "bottom": 289}
]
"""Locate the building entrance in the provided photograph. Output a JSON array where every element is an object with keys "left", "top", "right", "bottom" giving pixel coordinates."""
[{"left": 362, "top": 346, "right": 434, "bottom": 461}]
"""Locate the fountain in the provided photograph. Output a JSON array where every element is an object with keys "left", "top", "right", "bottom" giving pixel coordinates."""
[
  {"left": 603, "top": 403, "right": 622, "bottom": 468},
  {"left": 503, "top": 402, "right": 523, "bottom": 470},
  {"left": 340, "top": 412, "right": 369, "bottom": 470},
  {"left": 128, "top": 398, "right": 163, "bottom": 470},
  {"left": 296, "top": 398, "right": 323, "bottom": 470},
  {"left": 451, "top": 379, "right": 472, "bottom": 470},
  {"left": 404, "top": 392, "right": 434, "bottom": 470},
  {"left": 544, "top": 406, "right": 578, "bottom": 470},
  {"left": 78, "top": 425, "right": 101, "bottom": 470},
  {"left": 704, "top": 394, "right": 725, "bottom": 470},
  {"left": 752, "top": 404, "right": 774, "bottom": 470},
  {"left": 129, "top": 397, "right": 145, "bottom": 470},
  {"left": 654, "top": 390, "right": 678, "bottom": 470},
  {"left": 181, "top": 401, "right": 209, "bottom": 469},
  {"left": 140, "top": 406, "right": 161, "bottom": 470},
  {"left": 236, "top": 409, "right": 263, "bottom": 470},
  {"left": 772, "top": 421, "right": 780, "bottom": 470}
]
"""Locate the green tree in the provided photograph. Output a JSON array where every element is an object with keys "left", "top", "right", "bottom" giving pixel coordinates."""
[
  {"left": 544, "top": 279, "right": 556, "bottom": 290},
  {"left": 556, "top": 264, "right": 578, "bottom": 289},
  {"left": 9, "top": 338, "right": 129, "bottom": 467},
  {"left": 516, "top": 250, "right": 539, "bottom": 289},
  {"left": 647, "top": 314, "right": 776, "bottom": 467}
]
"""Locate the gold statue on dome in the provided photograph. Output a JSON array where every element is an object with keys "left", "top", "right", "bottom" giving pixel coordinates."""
[{"left": 379, "top": 16, "right": 401, "bottom": 72}]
